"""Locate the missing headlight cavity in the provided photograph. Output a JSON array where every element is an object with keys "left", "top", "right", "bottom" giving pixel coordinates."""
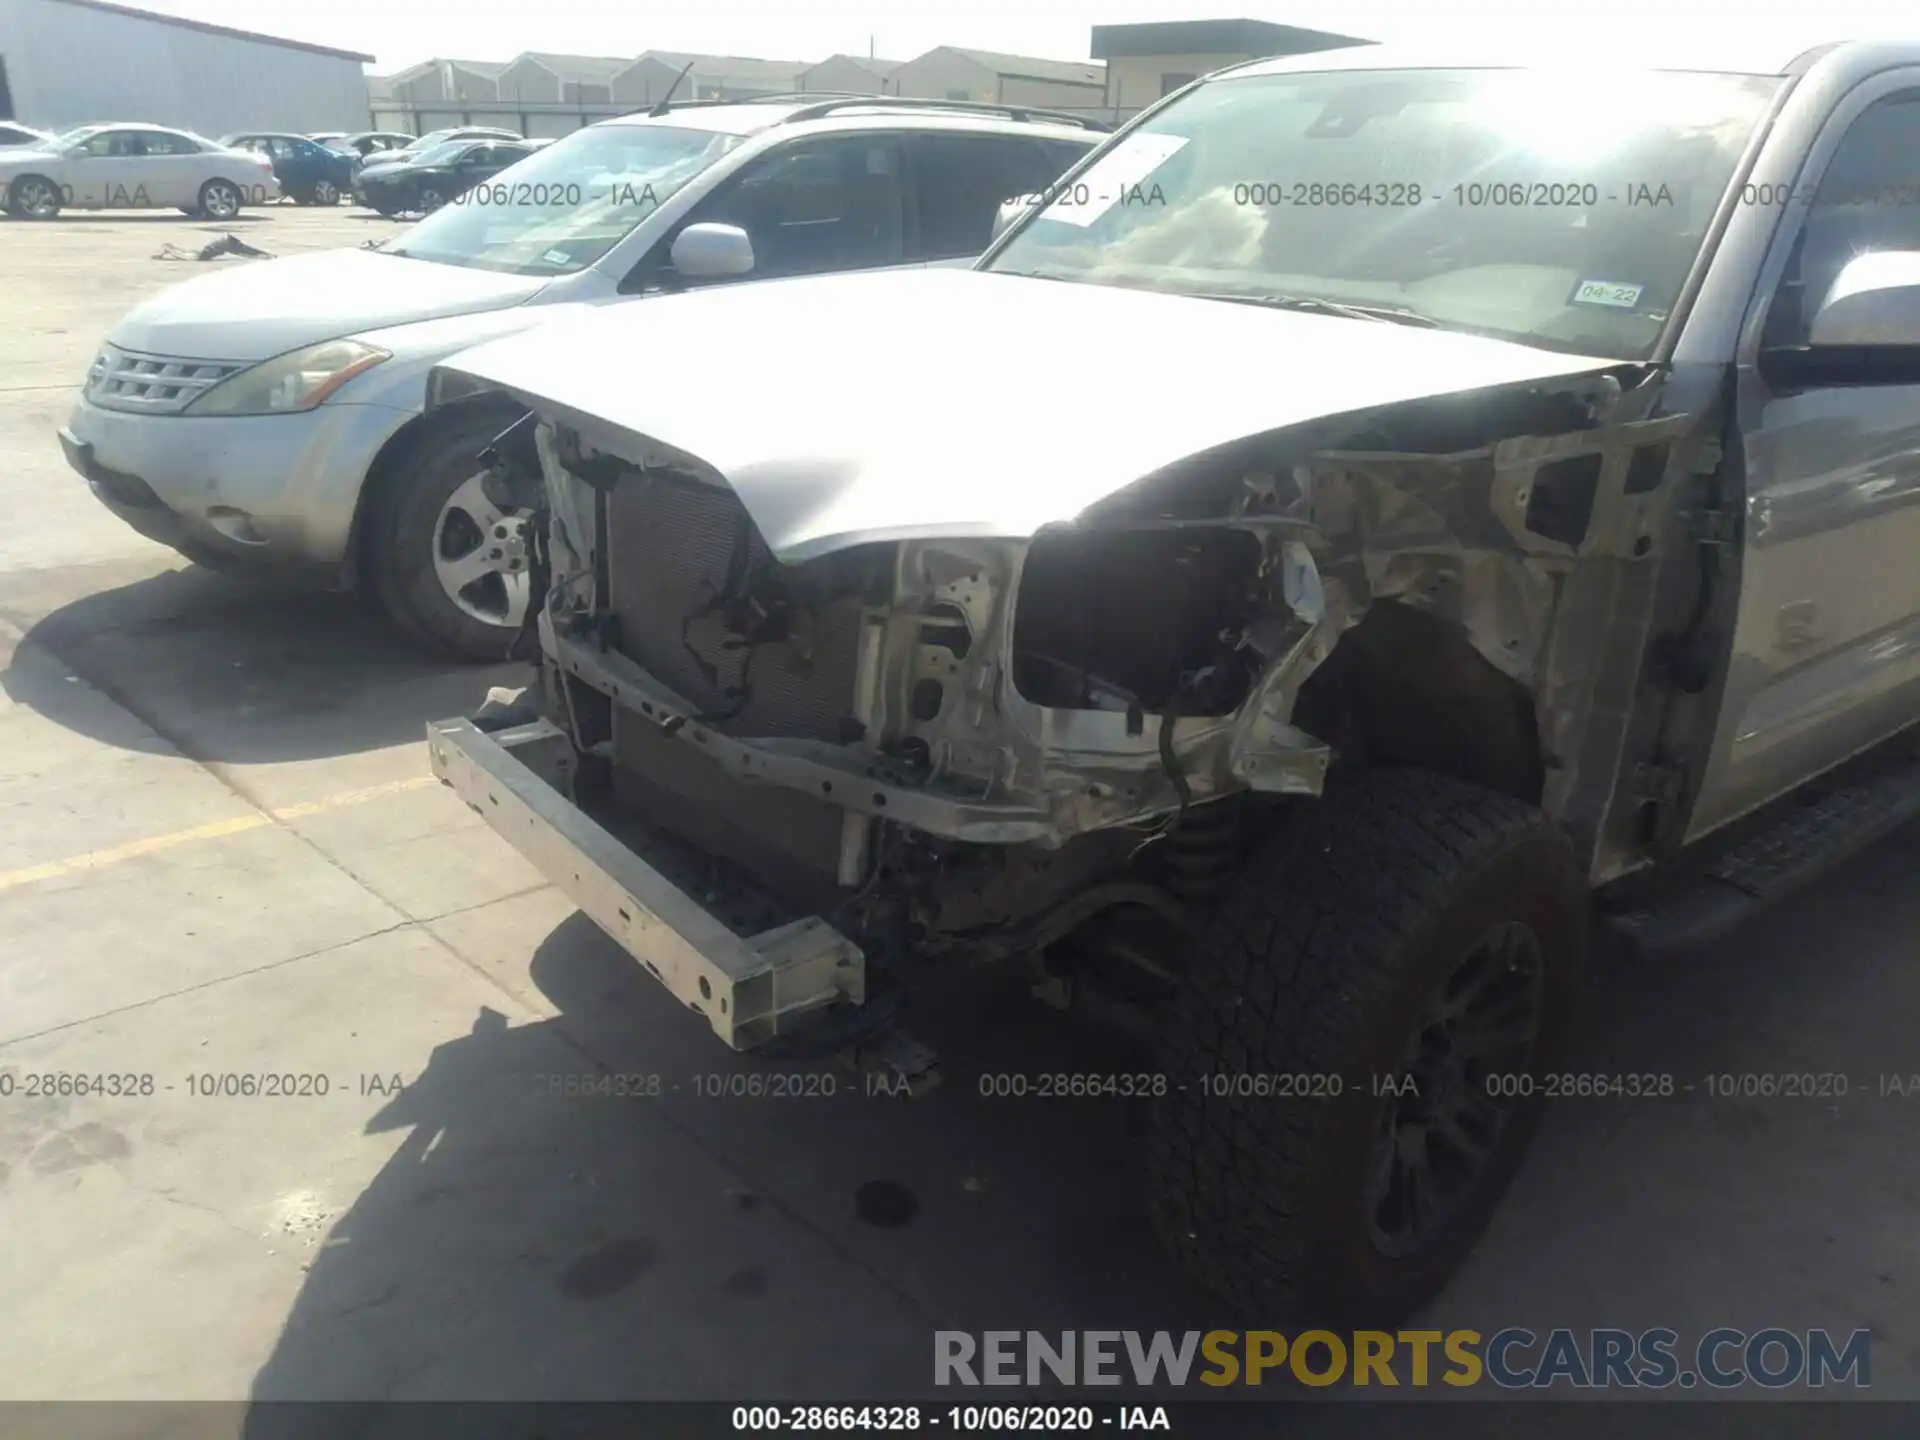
[
  {"left": 1012, "top": 527, "right": 1264, "bottom": 714},
  {"left": 918, "top": 602, "right": 972, "bottom": 660},
  {"left": 1524, "top": 452, "right": 1603, "bottom": 548},
  {"left": 911, "top": 678, "right": 945, "bottom": 721},
  {"left": 1624, "top": 441, "right": 1672, "bottom": 496}
]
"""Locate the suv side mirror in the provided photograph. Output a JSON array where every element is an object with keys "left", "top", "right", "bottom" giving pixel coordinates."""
[
  {"left": 1807, "top": 250, "right": 1920, "bottom": 346},
  {"left": 990, "top": 194, "right": 1038, "bottom": 245},
  {"left": 671, "top": 222, "right": 756, "bottom": 280}
]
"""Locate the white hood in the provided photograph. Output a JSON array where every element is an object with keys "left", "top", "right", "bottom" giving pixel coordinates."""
[
  {"left": 439, "top": 267, "right": 1627, "bottom": 562},
  {"left": 109, "top": 248, "right": 549, "bottom": 363}
]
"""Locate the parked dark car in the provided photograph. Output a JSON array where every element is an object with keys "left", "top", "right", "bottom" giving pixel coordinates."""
[
  {"left": 328, "top": 130, "right": 416, "bottom": 158},
  {"left": 353, "top": 137, "right": 538, "bottom": 215},
  {"left": 350, "top": 127, "right": 523, "bottom": 193},
  {"left": 220, "top": 132, "right": 355, "bottom": 205},
  {"left": 375, "top": 126, "right": 522, "bottom": 166}
]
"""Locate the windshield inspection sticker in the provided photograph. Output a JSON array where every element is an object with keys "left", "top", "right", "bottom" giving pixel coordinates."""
[
  {"left": 1042, "top": 132, "right": 1189, "bottom": 227},
  {"left": 1570, "top": 279, "right": 1644, "bottom": 309}
]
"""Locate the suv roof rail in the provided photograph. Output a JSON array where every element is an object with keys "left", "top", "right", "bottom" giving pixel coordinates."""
[
  {"left": 777, "top": 95, "right": 1113, "bottom": 131},
  {"left": 618, "top": 91, "right": 919, "bottom": 118},
  {"left": 618, "top": 92, "right": 1114, "bottom": 130},
  {"left": 618, "top": 95, "right": 788, "bottom": 117}
]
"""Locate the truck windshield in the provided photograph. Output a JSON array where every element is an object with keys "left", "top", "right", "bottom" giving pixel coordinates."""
[
  {"left": 988, "top": 67, "right": 1782, "bottom": 360},
  {"left": 382, "top": 123, "right": 746, "bottom": 277}
]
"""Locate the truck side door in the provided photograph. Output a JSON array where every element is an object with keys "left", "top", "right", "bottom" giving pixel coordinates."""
[{"left": 1693, "top": 80, "right": 1920, "bottom": 835}]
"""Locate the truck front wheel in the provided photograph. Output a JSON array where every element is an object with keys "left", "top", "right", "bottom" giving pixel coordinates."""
[{"left": 1147, "top": 768, "right": 1588, "bottom": 1326}]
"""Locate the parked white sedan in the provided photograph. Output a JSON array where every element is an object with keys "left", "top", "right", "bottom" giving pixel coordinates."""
[{"left": 0, "top": 123, "right": 279, "bottom": 219}]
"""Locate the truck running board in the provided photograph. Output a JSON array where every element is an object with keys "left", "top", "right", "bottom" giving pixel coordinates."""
[
  {"left": 1605, "top": 740, "right": 1920, "bottom": 959},
  {"left": 427, "top": 716, "right": 866, "bottom": 1050}
]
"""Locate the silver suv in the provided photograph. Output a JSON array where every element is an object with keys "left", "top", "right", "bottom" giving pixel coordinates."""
[{"left": 59, "top": 98, "right": 1103, "bottom": 658}]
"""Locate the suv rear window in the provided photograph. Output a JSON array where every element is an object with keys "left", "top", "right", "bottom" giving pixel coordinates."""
[{"left": 908, "top": 132, "right": 1093, "bottom": 260}]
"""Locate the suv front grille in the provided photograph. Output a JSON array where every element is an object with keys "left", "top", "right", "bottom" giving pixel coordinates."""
[{"left": 85, "top": 345, "right": 245, "bottom": 414}]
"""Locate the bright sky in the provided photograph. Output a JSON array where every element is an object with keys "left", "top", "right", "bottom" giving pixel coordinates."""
[{"left": 135, "top": 0, "right": 1920, "bottom": 76}]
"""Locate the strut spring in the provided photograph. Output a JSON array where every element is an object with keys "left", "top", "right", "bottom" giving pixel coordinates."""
[{"left": 1161, "top": 796, "right": 1248, "bottom": 904}]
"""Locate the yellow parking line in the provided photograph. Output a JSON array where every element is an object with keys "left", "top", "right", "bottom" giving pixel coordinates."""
[
  {"left": 0, "top": 774, "right": 442, "bottom": 893},
  {"left": 269, "top": 776, "right": 442, "bottom": 820}
]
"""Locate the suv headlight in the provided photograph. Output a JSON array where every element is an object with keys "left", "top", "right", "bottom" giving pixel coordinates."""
[{"left": 186, "top": 339, "right": 390, "bottom": 416}]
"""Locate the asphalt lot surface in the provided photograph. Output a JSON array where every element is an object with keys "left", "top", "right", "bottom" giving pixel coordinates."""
[{"left": 0, "top": 204, "right": 1916, "bottom": 1424}]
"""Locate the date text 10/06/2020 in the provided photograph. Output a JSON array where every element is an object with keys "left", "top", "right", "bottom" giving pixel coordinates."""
[
  {"left": 6, "top": 1070, "right": 1918, "bottom": 1101},
  {"left": 731, "top": 1406, "right": 1171, "bottom": 1432},
  {"left": 1221, "top": 181, "right": 1677, "bottom": 207},
  {"left": 1026, "top": 179, "right": 1682, "bottom": 210},
  {"left": 972, "top": 1071, "right": 1920, "bottom": 1100}
]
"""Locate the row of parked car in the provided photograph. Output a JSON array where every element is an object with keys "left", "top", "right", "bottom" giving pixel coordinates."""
[
  {"left": 0, "top": 122, "right": 284, "bottom": 218},
  {"left": 0, "top": 119, "right": 543, "bottom": 218},
  {"left": 223, "top": 126, "right": 549, "bottom": 213}
]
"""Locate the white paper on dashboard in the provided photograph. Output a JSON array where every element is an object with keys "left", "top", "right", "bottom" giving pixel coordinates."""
[{"left": 1042, "top": 132, "right": 1191, "bottom": 228}]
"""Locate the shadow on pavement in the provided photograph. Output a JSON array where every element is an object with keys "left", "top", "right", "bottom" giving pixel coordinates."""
[
  {"left": 1, "top": 564, "right": 526, "bottom": 764},
  {"left": 24, "top": 213, "right": 274, "bottom": 225},
  {"left": 238, "top": 912, "right": 1223, "bottom": 1429},
  {"left": 237, "top": 824, "right": 1920, "bottom": 1425}
]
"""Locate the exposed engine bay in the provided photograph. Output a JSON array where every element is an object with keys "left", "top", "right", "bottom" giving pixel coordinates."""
[{"left": 479, "top": 359, "right": 1703, "bottom": 985}]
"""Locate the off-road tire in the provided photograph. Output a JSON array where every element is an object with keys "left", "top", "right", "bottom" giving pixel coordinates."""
[
  {"left": 1146, "top": 768, "right": 1588, "bottom": 1327},
  {"left": 368, "top": 409, "right": 525, "bottom": 663}
]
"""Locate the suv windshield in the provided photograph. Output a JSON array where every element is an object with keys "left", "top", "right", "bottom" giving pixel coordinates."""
[
  {"left": 383, "top": 122, "right": 746, "bottom": 276},
  {"left": 988, "top": 67, "right": 1782, "bottom": 360}
]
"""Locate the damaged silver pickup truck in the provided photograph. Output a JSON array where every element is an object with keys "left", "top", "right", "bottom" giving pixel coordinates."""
[{"left": 422, "top": 41, "right": 1920, "bottom": 1323}]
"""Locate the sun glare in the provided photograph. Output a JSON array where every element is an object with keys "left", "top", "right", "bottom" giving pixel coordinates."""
[{"left": 1466, "top": 68, "right": 1741, "bottom": 163}]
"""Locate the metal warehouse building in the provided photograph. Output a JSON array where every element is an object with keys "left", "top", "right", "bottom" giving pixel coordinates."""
[{"left": 0, "top": 0, "right": 373, "bottom": 136}]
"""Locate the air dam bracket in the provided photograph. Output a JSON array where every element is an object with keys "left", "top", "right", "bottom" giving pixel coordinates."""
[{"left": 426, "top": 716, "right": 867, "bottom": 1050}]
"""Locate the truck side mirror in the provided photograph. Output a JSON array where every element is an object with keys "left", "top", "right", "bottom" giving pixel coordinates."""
[
  {"left": 670, "top": 222, "right": 756, "bottom": 281},
  {"left": 1807, "top": 250, "right": 1920, "bottom": 347},
  {"left": 1762, "top": 250, "right": 1920, "bottom": 387}
]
